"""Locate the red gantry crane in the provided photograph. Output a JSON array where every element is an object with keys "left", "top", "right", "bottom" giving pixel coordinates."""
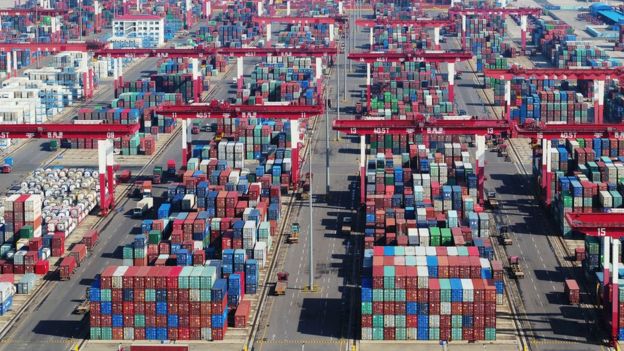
[
  {"left": 268, "top": 0, "right": 346, "bottom": 16},
  {"left": 348, "top": 50, "right": 473, "bottom": 110},
  {"left": 90, "top": 46, "right": 338, "bottom": 99},
  {"left": 156, "top": 100, "right": 325, "bottom": 186},
  {"left": 333, "top": 117, "right": 624, "bottom": 206},
  {"left": 0, "top": 42, "right": 100, "bottom": 79},
  {"left": 0, "top": 7, "right": 71, "bottom": 16},
  {"left": 0, "top": 123, "right": 140, "bottom": 215},
  {"left": 333, "top": 117, "right": 505, "bottom": 206},
  {"left": 565, "top": 211, "right": 624, "bottom": 347},
  {"left": 484, "top": 66, "right": 624, "bottom": 124},
  {"left": 0, "top": 43, "right": 338, "bottom": 92},
  {"left": 252, "top": 15, "right": 342, "bottom": 43},
  {"left": 448, "top": 7, "right": 542, "bottom": 51},
  {"left": 355, "top": 18, "right": 455, "bottom": 50}
]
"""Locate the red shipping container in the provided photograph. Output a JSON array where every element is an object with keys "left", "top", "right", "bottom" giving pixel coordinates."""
[
  {"left": 34, "top": 260, "right": 49, "bottom": 275},
  {"left": 58, "top": 256, "right": 77, "bottom": 280},
  {"left": 70, "top": 243, "right": 88, "bottom": 266},
  {"left": 13, "top": 264, "right": 25, "bottom": 275},
  {"left": 0, "top": 274, "right": 14, "bottom": 283}
]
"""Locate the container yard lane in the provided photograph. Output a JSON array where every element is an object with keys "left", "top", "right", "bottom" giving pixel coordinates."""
[
  {"left": 254, "top": 10, "right": 365, "bottom": 351},
  {"left": 487, "top": 144, "right": 606, "bottom": 351},
  {"left": 0, "top": 54, "right": 256, "bottom": 351},
  {"left": 438, "top": 19, "right": 608, "bottom": 350}
]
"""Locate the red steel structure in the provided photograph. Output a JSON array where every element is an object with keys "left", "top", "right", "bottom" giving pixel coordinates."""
[
  {"left": 354, "top": 18, "right": 454, "bottom": 50},
  {"left": 348, "top": 51, "right": 473, "bottom": 109},
  {"left": 251, "top": 16, "right": 341, "bottom": 42},
  {"left": 334, "top": 117, "right": 624, "bottom": 204},
  {"left": 91, "top": 46, "right": 338, "bottom": 92},
  {"left": 156, "top": 101, "right": 325, "bottom": 186},
  {"left": 565, "top": 212, "right": 624, "bottom": 347},
  {"left": 0, "top": 123, "right": 140, "bottom": 215},
  {"left": 449, "top": 7, "right": 541, "bottom": 51},
  {"left": 0, "top": 8, "right": 71, "bottom": 16},
  {"left": 3, "top": 44, "right": 338, "bottom": 104},
  {"left": 484, "top": 66, "right": 624, "bottom": 124}
]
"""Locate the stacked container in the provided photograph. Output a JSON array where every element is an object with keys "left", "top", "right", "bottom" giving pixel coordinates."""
[
  {"left": 89, "top": 266, "right": 227, "bottom": 341},
  {"left": 361, "top": 246, "right": 500, "bottom": 341}
]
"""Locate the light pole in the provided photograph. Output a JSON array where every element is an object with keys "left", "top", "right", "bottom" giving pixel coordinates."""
[
  {"left": 326, "top": 97, "right": 330, "bottom": 195},
  {"left": 343, "top": 35, "right": 347, "bottom": 101},
  {"left": 308, "top": 128, "right": 314, "bottom": 291}
]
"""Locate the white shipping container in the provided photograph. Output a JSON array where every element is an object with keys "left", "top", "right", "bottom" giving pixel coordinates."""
[
  {"left": 111, "top": 266, "right": 129, "bottom": 289},
  {"left": 407, "top": 228, "right": 419, "bottom": 245},
  {"left": 253, "top": 241, "right": 267, "bottom": 267},
  {"left": 182, "top": 194, "right": 195, "bottom": 211},
  {"left": 461, "top": 279, "right": 474, "bottom": 302},
  {"left": 0, "top": 282, "right": 15, "bottom": 302},
  {"left": 417, "top": 266, "right": 429, "bottom": 288},
  {"left": 13, "top": 250, "right": 26, "bottom": 265}
]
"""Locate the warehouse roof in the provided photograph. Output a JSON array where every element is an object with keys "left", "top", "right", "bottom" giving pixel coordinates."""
[{"left": 598, "top": 9, "right": 624, "bottom": 24}]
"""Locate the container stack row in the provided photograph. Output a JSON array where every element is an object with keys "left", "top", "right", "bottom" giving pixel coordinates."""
[
  {"left": 238, "top": 58, "right": 319, "bottom": 106},
  {"left": 89, "top": 265, "right": 231, "bottom": 340},
  {"left": 0, "top": 168, "right": 99, "bottom": 275},
  {"left": 361, "top": 246, "right": 503, "bottom": 341},
  {"left": 0, "top": 51, "right": 96, "bottom": 124},
  {"left": 532, "top": 138, "right": 624, "bottom": 235},
  {"left": 363, "top": 144, "right": 492, "bottom": 248}
]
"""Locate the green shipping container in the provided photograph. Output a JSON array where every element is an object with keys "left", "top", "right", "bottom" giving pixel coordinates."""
[{"left": 145, "top": 289, "right": 156, "bottom": 302}]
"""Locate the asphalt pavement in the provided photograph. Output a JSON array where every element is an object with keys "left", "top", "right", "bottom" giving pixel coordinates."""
[{"left": 253, "top": 10, "right": 365, "bottom": 351}]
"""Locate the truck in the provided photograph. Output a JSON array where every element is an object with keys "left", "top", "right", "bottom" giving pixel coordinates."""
[
  {"left": 69, "top": 243, "right": 87, "bottom": 266},
  {"left": 1, "top": 157, "right": 13, "bottom": 173},
  {"left": 48, "top": 140, "right": 58, "bottom": 151},
  {"left": 133, "top": 197, "right": 154, "bottom": 218},
  {"left": 565, "top": 279, "right": 580, "bottom": 304},
  {"left": 274, "top": 272, "right": 289, "bottom": 296},
  {"left": 74, "top": 288, "right": 90, "bottom": 314},
  {"left": 81, "top": 229, "right": 99, "bottom": 250},
  {"left": 59, "top": 256, "right": 77, "bottom": 280},
  {"left": 117, "top": 169, "right": 132, "bottom": 183},
  {"left": 509, "top": 256, "right": 524, "bottom": 279},
  {"left": 486, "top": 192, "right": 499, "bottom": 209},
  {"left": 153, "top": 166, "right": 163, "bottom": 184},
  {"left": 287, "top": 223, "right": 300, "bottom": 244},
  {"left": 142, "top": 180, "right": 153, "bottom": 198},
  {"left": 299, "top": 173, "right": 311, "bottom": 200},
  {"left": 499, "top": 225, "right": 512, "bottom": 246},
  {"left": 167, "top": 160, "right": 176, "bottom": 176},
  {"left": 498, "top": 144, "right": 509, "bottom": 160},
  {"left": 341, "top": 216, "right": 352, "bottom": 235},
  {"left": 130, "top": 180, "right": 143, "bottom": 198}
]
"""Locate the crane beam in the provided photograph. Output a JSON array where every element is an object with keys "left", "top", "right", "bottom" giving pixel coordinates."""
[
  {"left": 355, "top": 18, "right": 453, "bottom": 28},
  {"left": 348, "top": 51, "right": 473, "bottom": 63},
  {"left": 0, "top": 123, "right": 140, "bottom": 139},
  {"left": 156, "top": 101, "right": 323, "bottom": 120}
]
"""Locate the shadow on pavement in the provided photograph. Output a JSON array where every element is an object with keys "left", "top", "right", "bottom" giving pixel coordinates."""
[
  {"left": 32, "top": 320, "right": 84, "bottom": 338},
  {"left": 297, "top": 298, "right": 344, "bottom": 338}
]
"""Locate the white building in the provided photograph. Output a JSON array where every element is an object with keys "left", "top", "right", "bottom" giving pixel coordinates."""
[{"left": 112, "top": 15, "right": 165, "bottom": 48}]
